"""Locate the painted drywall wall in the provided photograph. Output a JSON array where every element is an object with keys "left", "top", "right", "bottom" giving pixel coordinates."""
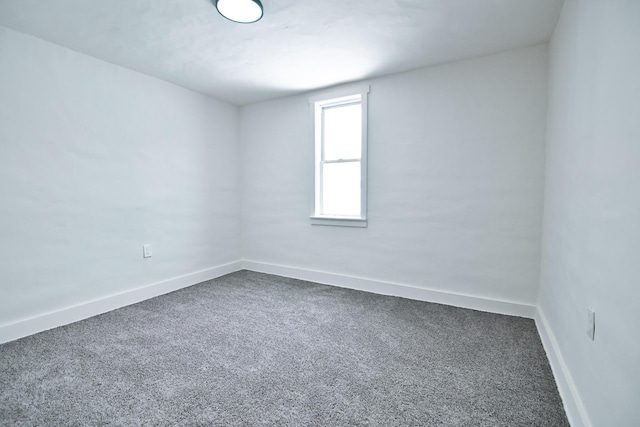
[
  {"left": 0, "top": 27, "right": 241, "bottom": 327},
  {"left": 539, "top": 1, "right": 640, "bottom": 426},
  {"left": 241, "top": 45, "right": 548, "bottom": 306}
]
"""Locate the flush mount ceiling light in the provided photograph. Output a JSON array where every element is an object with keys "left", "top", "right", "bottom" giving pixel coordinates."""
[{"left": 215, "top": 0, "right": 263, "bottom": 24}]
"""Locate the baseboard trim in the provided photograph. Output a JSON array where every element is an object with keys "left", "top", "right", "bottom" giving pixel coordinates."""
[
  {"left": 535, "top": 309, "right": 592, "bottom": 427},
  {"left": 0, "top": 261, "right": 243, "bottom": 344},
  {"left": 1, "top": 258, "right": 588, "bottom": 426},
  {"left": 242, "top": 260, "right": 536, "bottom": 319}
]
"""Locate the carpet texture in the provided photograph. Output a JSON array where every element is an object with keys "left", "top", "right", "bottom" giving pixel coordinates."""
[{"left": 0, "top": 270, "right": 569, "bottom": 426}]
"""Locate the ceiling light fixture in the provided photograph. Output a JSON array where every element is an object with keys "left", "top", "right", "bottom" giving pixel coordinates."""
[{"left": 214, "top": 0, "right": 263, "bottom": 24}]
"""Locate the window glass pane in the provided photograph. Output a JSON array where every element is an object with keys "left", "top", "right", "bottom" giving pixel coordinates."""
[
  {"left": 322, "top": 161, "right": 361, "bottom": 216},
  {"left": 323, "top": 103, "right": 361, "bottom": 161}
]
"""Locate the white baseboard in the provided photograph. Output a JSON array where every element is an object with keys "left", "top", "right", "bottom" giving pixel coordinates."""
[
  {"left": 535, "top": 309, "right": 592, "bottom": 427},
  {"left": 0, "top": 261, "right": 243, "bottom": 344},
  {"left": 242, "top": 260, "right": 536, "bottom": 319},
  {"left": 1, "top": 258, "right": 587, "bottom": 427}
]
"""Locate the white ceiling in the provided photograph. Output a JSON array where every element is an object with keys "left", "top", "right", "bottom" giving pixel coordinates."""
[{"left": 0, "top": 0, "right": 563, "bottom": 105}]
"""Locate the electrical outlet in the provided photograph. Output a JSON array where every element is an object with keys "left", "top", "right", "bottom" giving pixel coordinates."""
[
  {"left": 143, "top": 244, "right": 152, "bottom": 258},
  {"left": 586, "top": 307, "right": 595, "bottom": 340}
]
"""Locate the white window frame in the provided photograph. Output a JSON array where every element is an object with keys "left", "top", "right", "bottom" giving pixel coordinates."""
[{"left": 309, "top": 85, "right": 370, "bottom": 227}]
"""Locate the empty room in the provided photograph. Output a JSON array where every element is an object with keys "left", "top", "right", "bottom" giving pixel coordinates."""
[{"left": 0, "top": 0, "right": 638, "bottom": 425}]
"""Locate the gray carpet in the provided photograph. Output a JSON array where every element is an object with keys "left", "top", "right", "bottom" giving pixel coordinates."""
[{"left": 0, "top": 270, "right": 569, "bottom": 426}]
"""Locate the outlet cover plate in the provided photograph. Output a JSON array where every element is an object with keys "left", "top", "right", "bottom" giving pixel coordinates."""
[
  {"left": 143, "top": 244, "right": 152, "bottom": 258},
  {"left": 586, "top": 307, "right": 595, "bottom": 340}
]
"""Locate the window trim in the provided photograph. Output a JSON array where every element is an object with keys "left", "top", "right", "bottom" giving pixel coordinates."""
[{"left": 309, "top": 85, "right": 370, "bottom": 227}]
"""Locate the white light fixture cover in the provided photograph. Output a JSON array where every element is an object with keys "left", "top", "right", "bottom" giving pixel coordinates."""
[{"left": 215, "top": 0, "right": 263, "bottom": 24}]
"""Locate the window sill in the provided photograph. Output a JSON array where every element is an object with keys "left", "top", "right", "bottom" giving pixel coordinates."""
[{"left": 310, "top": 216, "right": 368, "bottom": 228}]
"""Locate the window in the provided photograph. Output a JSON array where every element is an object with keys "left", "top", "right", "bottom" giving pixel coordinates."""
[{"left": 310, "top": 86, "right": 369, "bottom": 227}]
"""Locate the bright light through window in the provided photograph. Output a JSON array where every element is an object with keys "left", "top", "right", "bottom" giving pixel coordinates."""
[
  {"left": 324, "top": 104, "right": 362, "bottom": 161},
  {"left": 310, "top": 86, "right": 369, "bottom": 227},
  {"left": 322, "top": 161, "right": 361, "bottom": 216}
]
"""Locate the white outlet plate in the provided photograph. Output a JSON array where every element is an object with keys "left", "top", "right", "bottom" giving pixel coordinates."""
[
  {"left": 586, "top": 307, "right": 595, "bottom": 340},
  {"left": 143, "top": 244, "right": 152, "bottom": 258}
]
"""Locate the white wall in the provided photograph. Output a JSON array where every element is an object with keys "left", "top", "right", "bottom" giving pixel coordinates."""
[
  {"left": 539, "top": 1, "right": 640, "bottom": 426},
  {"left": 241, "top": 45, "right": 548, "bottom": 306},
  {"left": 0, "top": 27, "right": 241, "bottom": 327}
]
